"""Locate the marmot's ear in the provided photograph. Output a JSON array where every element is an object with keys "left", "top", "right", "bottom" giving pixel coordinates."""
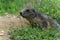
[{"left": 31, "top": 8, "right": 35, "bottom": 12}]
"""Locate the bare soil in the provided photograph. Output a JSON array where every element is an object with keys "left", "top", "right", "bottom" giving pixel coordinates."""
[{"left": 0, "top": 13, "right": 29, "bottom": 40}]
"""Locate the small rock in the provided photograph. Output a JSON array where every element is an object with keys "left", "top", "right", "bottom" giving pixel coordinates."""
[{"left": 0, "top": 30, "right": 5, "bottom": 36}]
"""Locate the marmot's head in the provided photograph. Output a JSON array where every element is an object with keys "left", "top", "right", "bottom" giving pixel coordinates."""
[{"left": 20, "top": 8, "right": 36, "bottom": 18}]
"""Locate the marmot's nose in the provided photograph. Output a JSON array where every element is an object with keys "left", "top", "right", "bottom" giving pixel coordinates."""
[{"left": 20, "top": 12, "right": 22, "bottom": 16}]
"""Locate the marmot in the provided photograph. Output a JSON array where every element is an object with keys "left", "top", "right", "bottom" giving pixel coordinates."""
[{"left": 20, "top": 8, "right": 60, "bottom": 31}]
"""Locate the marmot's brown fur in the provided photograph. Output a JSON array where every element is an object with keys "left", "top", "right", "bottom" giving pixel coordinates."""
[{"left": 20, "top": 8, "right": 60, "bottom": 31}]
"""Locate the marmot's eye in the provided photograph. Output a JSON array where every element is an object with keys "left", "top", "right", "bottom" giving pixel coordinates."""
[{"left": 26, "top": 9, "right": 30, "bottom": 12}]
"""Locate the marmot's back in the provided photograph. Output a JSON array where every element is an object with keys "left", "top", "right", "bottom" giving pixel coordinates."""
[{"left": 20, "top": 8, "right": 60, "bottom": 31}]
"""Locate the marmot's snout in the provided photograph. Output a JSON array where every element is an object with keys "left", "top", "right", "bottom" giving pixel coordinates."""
[
  {"left": 20, "top": 12, "right": 26, "bottom": 18},
  {"left": 20, "top": 12, "right": 22, "bottom": 16},
  {"left": 20, "top": 12, "right": 25, "bottom": 17}
]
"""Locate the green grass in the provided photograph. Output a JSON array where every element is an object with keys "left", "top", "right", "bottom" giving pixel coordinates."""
[
  {"left": 0, "top": 0, "right": 60, "bottom": 40},
  {"left": 0, "top": 0, "right": 60, "bottom": 23},
  {"left": 8, "top": 25, "right": 60, "bottom": 40}
]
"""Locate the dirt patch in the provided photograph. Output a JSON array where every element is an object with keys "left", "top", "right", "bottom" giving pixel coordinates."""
[{"left": 0, "top": 14, "right": 29, "bottom": 40}]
